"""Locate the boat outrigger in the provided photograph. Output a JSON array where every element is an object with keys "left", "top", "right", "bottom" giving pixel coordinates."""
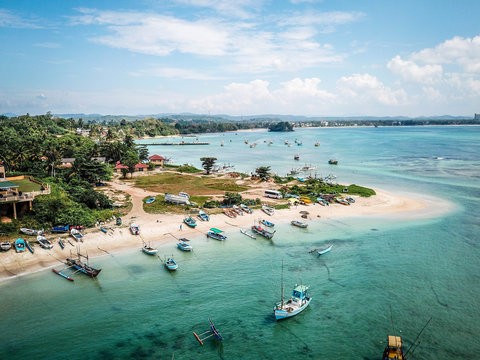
[
  {"left": 193, "top": 319, "right": 224, "bottom": 346},
  {"left": 240, "top": 229, "right": 256, "bottom": 239},
  {"left": 65, "top": 250, "right": 101, "bottom": 278}
]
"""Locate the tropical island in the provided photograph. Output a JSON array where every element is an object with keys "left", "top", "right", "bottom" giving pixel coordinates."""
[{"left": 268, "top": 121, "right": 294, "bottom": 132}]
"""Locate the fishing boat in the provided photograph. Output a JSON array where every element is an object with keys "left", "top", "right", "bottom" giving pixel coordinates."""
[
  {"left": 240, "top": 229, "right": 256, "bottom": 239},
  {"left": 261, "top": 219, "right": 275, "bottom": 227},
  {"left": 26, "top": 241, "right": 34, "bottom": 253},
  {"left": 382, "top": 336, "right": 406, "bottom": 360},
  {"left": 66, "top": 251, "right": 101, "bottom": 277},
  {"left": 70, "top": 228, "right": 84, "bottom": 242},
  {"left": 294, "top": 154, "right": 300, "bottom": 160},
  {"left": 291, "top": 220, "right": 308, "bottom": 228},
  {"left": 207, "top": 228, "right": 227, "bottom": 241},
  {"left": 239, "top": 204, "right": 253, "bottom": 214},
  {"left": 317, "top": 243, "right": 333, "bottom": 255},
  {"left": 193, "top": 319, "right": 224, "bottom": 346},
  {"left": 183, "top": 216, "right": 197, "bottom": 228},
  {"left": 288, "top": 168, "right": 300, "bottom": 176},
  {"left": 198, "top": 210, "right": 210, "bottom": 221},
  {"left": 165, "top": 257, "right": 178, "bottom": 271},
  {"left": 100, "top": 226, "right": 108, "bottom": 234},
  {"left": 145, "top": 197, "right": 156, "bottom": 204},
  {"left": 59, "top": 239, "right": 65, "bottom": 249},
  {"left": 52, "top": 268, "right": 74, "bottom": 282},
  {"left": 328, "top": 159, "right": 338, "bottom": 165},
  {"left": 0, "top": 241, "right": 11, "bottom": 251},
  {"left": 14, "top": 238, "right": 26, "bottom": 253},
  {"left": 142, "top": 243, "right": 158, "bottom": 255},
  {"left": 336, "top": 198, "right": 350, "bottom": 206},
  {"left": 223, "top": 208, "right": 236, "bottom": 218},
  {"left": 251, "top": 225, "right": 275, "bottom": 239},
  {"left": 232, "top": 205, "right": 244, "bottom": 215},
  {"left": 177, "top": 242, "right": 193, "bottom": 251},
  {"left": 274, "top": 264, "right": 311, "bottom": 321},
  {"left": 301, "top": 164, "right": 317, "bottom": 172},
  {"left": 130, "top": 223, "right": 140, "bottom": 235},
  {"left": 261, "top": 204, "right": 275, "bottom": 216},
  {"left": 52, "top": 225, "right": 69, "bottom": 233},
  {"left": 315, "top": 142, "right": 320, "bottom": 147},
  {"left": 346, "top": 196, "right": 355, "bottom": 204},
  {"left": 37, "top": 235, "right": 53, "bottom": 249},
  {"left": 20, "top": 228, "right": 43, "bottom": 236}
]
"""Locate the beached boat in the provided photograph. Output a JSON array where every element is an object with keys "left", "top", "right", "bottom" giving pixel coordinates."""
[
  {"left": 184, "top": 216, "right": 197, "bottom": 228},
  {"left": 37, "top": 235, "right": 53, "bottom": 249},
  {"left": 346, "top": 196, "right": 355, "bottom": 204},
  {"left": 291, "top": 220, "right": 308, "bottom": 228},
  {"left": 328, "top": 159, "right": 338, "bottom": 165},
  {"left": 130, "top": 223, "right": 140, "bottom": 235},
  {"left": 165, "top": 257, "right": 178, "bottom": 271},
  {"left": 382, "top": 336, "right": 405, "bottom": 360},
  {"left": 336, "top": 198, "right": 350, "bottom": 206},
  {"left": 70, "top": 228, "right": 84, "bottom": 242},
  {"left": 0, "top": 241, "right": 11, "bottom": 251},
  {"left": 100, "top": 226, "right": 108, "bottom": 234},
  {"left": 317, "top": 243, "right": 333, "bottom": 255},
  {"left": 20, "top": 228, "right": 43, "bottom": 236},
  {"left": 223, "top": 208, "right": 236, "bottom": 218},
  {"left": 14, "top": 238, "right": 26, "bottom": 253},
  {"left": 59, "top": 239, "right": 65, "bottom": 249},
  {"left": 207, "top": 228, "right": 227, "bottom": 241},
  {"left": 177, "top": 242, "right": 193, "bottom": 251},
  {"left": 274, "top": 266, "right": 311, "bottom": 321},
  {"left": 251, "top": 225, "right": 275, "bottom": 239},
  {"left": 66, "top": 253, "right": 101, "bottom": 278},
  {"left": 198, "top": 210, "right": 210, "bottom": 221},
  {"left": 52, "top": 225, "right": 69, "bottom": 233},
  {"left": 26, "top": 241, "right": 34, "bottom": 253},
  {"left": 240, "top": 229, "right": 256, "bottom": 239},
  {"left": 145, "top": 197, "right": 156, "bottom": 204},
  {"left": 232, "top": 205, "right": 244, "bottom": 215},
  {"left": 116, "top": 217, "right": 122, "bottom": 226},
  {"left": 142, "top": 243, "right": 158, "bottom": 255},
  {"left": 239, "top": 204, "right": 253, "bottom": 214},
  {"left": 261, "top": 219, "right": 275, "bottom": 227},
  {"left": 261, "top": 204, "right": 275, "bottom": 216}
]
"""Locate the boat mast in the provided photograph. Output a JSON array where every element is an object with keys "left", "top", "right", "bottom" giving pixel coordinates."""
[{"left": 281, "top": 260, "right": 284, "bottom": 309}]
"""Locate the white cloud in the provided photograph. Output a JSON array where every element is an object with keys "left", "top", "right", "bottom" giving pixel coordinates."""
[
  {"left": 0, "top": 8, "right": 42, "bottom": 28},
  {"left": 172, "top": 0, "right": 261, "bottom": 19},
  {"left": 387, "top": 55, "right": 443, "bottom": 84},
  {"left": 131, "top": 67, "right": 224, "bottom": 80}
]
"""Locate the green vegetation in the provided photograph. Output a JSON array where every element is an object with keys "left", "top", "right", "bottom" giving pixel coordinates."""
[
  {"left": 268, "top": 121, "right": 294, "bottom": 132},
  {"left": 176, "top": 164, "right": 203, "bottom": 173},
  {"left": 10, "top": 178, "right": 42, "bottom": 192},
  {"left": 200, "top": 157, "right": 217, "bottom": 175},
  {"left": 255, "top": 166, "right": 271, "bottom": 181},
  {"left": 285, "top": 179, "right": 375, "bottom": 198}
]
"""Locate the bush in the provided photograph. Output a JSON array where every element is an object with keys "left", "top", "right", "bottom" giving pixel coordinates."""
[{"left": 176, "top": 164, "right": 202, "bottom": 173}]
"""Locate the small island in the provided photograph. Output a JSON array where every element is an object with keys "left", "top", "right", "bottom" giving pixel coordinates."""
[{"left": 268, "top": 121, "right": 294, "bottom": 132}]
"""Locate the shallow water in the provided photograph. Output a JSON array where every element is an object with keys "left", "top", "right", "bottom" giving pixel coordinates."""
[{"left": 1, "top": 126, "right": 479, "bottom": 359}]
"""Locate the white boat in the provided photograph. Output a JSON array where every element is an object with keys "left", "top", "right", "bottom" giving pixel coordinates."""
[
  {"left": 37, "top": 235, "right": 53, "bottom": 249},
  {"left": 20, "top": 228, "right": 43, "bottom": 236},
  {"left": 0, "top": 241, "right": 11, "bottom": 251},
  {"left": 239, "top": 204, "right": 252, "bottom": 214},
  {"left": 232, "top": 205, "right": 243, "bottom": 215},
  {"left": 165, "top": 193, "right": 190, "bottom": 205},
  {"left": 130, "top": 223, "right": 140, "bottom": 235},
  {"left": 317, "top": 243, "right": 333, "bottom": 255},
  {"left": 142, "top": 243, "right": 158, "bottom": 255},
  {"left": 70, "top": 229, "right": 83, "bottom": 242},
  {"left": 274, "top": 265, "right": 311, "bottom": 321},
  {"left": 291, "top": 220, "right": 308, "bottom": 228},
  {"left": 177, "top": 242, "right": 193, "bottom": 251},
  {"left": 261, "top": 204, "right": 275, "bottom": 216}
]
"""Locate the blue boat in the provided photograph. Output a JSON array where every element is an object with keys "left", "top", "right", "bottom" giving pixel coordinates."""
[
  {"left": 184, "top": 217, "right": 197, "bottom": 228},
  {"left": 198, "top": 210, "right": 210, "bottom": 221},
  {"left": 142, "top": 243, "right": 158, "bottom": 255},
  {"left": 145, "top": 197, "right": 156, "bottom": 204},
  {"left": 52, "top": 225, "right": 69, "bottom": 233},
  {"left": 261, "top": 219, "right": 275, "bottom": 227},
  {"left": 100, "top": 226, "right": 108, "bottom": 234},
  {"left": 165, "top": 257, "right": 178, "bottom": 271},
  {"left": 59, "top": 239, "right": 65, "bottom": 249},
  {"left": 26, "top": 241, "right": 34, "bottom": 254},
  {"left": 177, "top": 242, "right": 193, "bottom": 251},
  {"left": 14, "top": 238, "right": 26, "bottom": 253},
  {"left": 207, "top": 228, "right": 227, "bottom": 241},
  {"left": 274, "top": 284, "right": 311, "bottom": 321}
]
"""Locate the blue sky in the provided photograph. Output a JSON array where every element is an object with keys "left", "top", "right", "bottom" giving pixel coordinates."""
[{"left": 1, "top": 0, "right": 479, "bottom": 117}]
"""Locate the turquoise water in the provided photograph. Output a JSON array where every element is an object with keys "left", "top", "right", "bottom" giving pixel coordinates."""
[{"left": 1, "top": 126, "right": 479, "bottom": 359}]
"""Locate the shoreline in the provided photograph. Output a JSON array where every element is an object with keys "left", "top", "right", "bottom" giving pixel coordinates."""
[{"left": 0, "top": 188, "right": 453, "bottom": 283}]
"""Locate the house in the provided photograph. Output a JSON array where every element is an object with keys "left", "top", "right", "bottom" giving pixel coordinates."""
[
  {"left": 135, "top": 163, "right": 149, "bottom": 172},
  {"left": 114, "top": 163, "right": 128, "bottom": 173},
  {"left": 76, "top": 128, "right": 91, "bottom": 136},
  {"left": 149, "top": 154, "right": 166, "bottom": 168}
]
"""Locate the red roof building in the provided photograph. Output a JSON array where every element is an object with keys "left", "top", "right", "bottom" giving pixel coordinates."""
[
  {"left": 135, "top": 163, "right": 149, "bottom": 172},
  {"left": 148, "top": 154, "right": 165, "bottom": 167}
]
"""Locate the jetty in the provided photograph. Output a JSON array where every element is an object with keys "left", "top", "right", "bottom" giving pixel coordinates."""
[{"left": 147, "top": 142, "right": 210, "bottom": 146}]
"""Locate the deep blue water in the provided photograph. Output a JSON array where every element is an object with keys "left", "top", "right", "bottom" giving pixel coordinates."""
[{"left": 1, "top": 126, "right": 479, "bottom": 359}]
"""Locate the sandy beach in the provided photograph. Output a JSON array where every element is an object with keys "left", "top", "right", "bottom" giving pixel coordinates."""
[{"left": 0, "top": 178, "right": 452, "bottom": 282}]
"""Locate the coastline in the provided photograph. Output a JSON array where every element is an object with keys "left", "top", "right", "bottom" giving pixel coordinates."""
[{"left": 0, "top": 188, "right": 451, "bottom": 283}]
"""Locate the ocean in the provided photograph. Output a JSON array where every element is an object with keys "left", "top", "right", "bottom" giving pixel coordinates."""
[{"left": 1, "top": 126, "right": 479, "bottom": 359}]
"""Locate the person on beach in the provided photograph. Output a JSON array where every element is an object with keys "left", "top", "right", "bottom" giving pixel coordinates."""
[{"left": 179, "top": 224, "right": 182, "bottom": 231}]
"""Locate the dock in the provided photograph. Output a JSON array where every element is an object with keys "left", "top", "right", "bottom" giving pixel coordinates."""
[{"left": 147, "top": 142, "right": 210, "bottom": 146}]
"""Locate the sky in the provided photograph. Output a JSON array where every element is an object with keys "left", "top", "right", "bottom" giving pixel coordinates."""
[{"left": 1, "top": 0, "right": 480, "bottom": 117}]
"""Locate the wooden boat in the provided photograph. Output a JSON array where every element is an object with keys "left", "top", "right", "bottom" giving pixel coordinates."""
[
  {"left": 0, "top": 241, "right": 11, "bottom": 251},
  {"left": 70, "top": 228, "right": 84, "bottom": 242},
  {"left": 59, "top": 239, "right": 65, "bottom": 249},
  {"left": 145, "top": 197, "right": 156, "bottom": 204},
  {"left": 37, "top": 235, "right": 53, "bottom": 249},
  {"left": 177, "top": 242, "right": 193, "bottom": 251},
  {"left": 165, "top": 257, "right": 178, "bottom": 271},
  {"left": 317, "top": 243, "right": 333, "bottom": 255},
  {"left": 66, "top": 252, "right": 101, "bottom": 277},
  {"left": 261, "top": 204, "right": 275, "bottom": 216},
  {"left": 116, "top": 217, "right": 122, "bottom": 226},
  {"left": 274, "top": 263, "right": 311, "bottom": 320},
  {"left": 240, "top": 229, "right": 256, "bottom": 239},
  {"left": 26, "top": 241, "right": 35, "bottom": 254},
  {"left": 251, "top": 225, "right": 275, "bottom": 239},
  {"left": 328, "top": 159, "right": 338, "bottom": 165},
  {"left": 100, "top": 226, "right": 108, "bottom": 234},
  {"left": 52, "top": 268, "right": 74, "bottom": 282},
  {"left": 382, "top": 336, "right": 405, "bottom": 360},
  {"left": 232, "top": 205, "right": 243, "bottom": 215},
  {"left": 20, "top": 228, "right": 43, "bottom": 236},
  {"left": 193, "top": 319, "right": 224, "bottom": 346},
  {"left": 142, "top": 243, "right": 158, "bottom": 255},
  {"left": 239, "top": 204, "right": 252, "bottom": 214},
  {"left": 198, "top": 210, "right": 210, "bottom": 221},
  {"left": 207, "top": 228, "right": 227, "bottom": 241},
  {"left": 346, "top": 196, "right": 355, "bottom": 204},
  {"left": 291, "top": 220, "right": 308, "bottom": 228},
  {"left": 261, "top": 219, "right": 275, "bottom": 227},
  {"left": 223, "top": 208, "right": 236, "bottom": 218},
  {"left": 130, "top": 223, "right": 140, "bottom": 235},
  {"left": 14, "top": 238, "right": 26, "bottom": 253},
  {"left": 52, "top": 225, "right": 69, "bottom": 233},
  {"left": 336, "top": 198, "right": 350, "bottom": 206},
  {"left": 183, "top": 216, "right": 197, "bottom": 228}
]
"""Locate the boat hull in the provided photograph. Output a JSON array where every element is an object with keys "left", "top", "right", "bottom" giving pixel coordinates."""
[
  {"left": 274, "top": 298, "right": 312, "bottom": 320},
  {"left": 207, "top": 232, "right": 227, "bottom": 241},
  {"left": 142, "top": 247, "right": 158, "bottom": 255}
]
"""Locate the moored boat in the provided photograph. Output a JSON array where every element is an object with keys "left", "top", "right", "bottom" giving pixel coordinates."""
[
  {"left": 37, "top": 235, "right": 53, "bottom": 249},
  {"left": 14, "top": 238, "right": 26, "bottom": 253},
  {"left": 382, "top": 336, "right": 405, "bottom": 360},
  {"left": 261, "top": 219, "right": 275, "bottom": 227},
  {"left": 207, "top": 228, "right": 227, "bottom": 241},
  {"left": 294, "top": 154, "right": 300, "bottom": 160},
  {"left": 328, "top": 159, "right": 338, "bottom": 165},
  {"left": 165, "top": 257, "right": 178, "bottom": 271},
  {"left": 66, "top": 252, "right": 101, "bottom": 277},
  {"left": 251, "top": 225, "right": 275, "bottom": 239},
  {"left": 142, "top": 243, "right": 158, "bottom": 255},
  {"left": 70, "top": 228, "right": 84, "bottom": 242},
  {"left": 130, "top": 223, "right": 140, "bottom": 235},
  {"left": 274, "top": 283, "right": 311, "bottom": 321},
  {"left": 177, "top": 242, "right": 193, "bottom": 251},
  {"left": 240, "top": 229, "right": 256, "bottom": 239},
  {"left": 315, "top": 142, "right": 320, "bottom": 147},
  {"left": 184, "top": 216, "right": 197, "bottom": 228},
  {"left": 261, "top": 204, "right": 275, "bottom": 216},
  {"left": 317, "top": 243, "right": 333, "bottom": 255},
  {"left": 291, "top": 220, "right": 308, "bottom": 228}
]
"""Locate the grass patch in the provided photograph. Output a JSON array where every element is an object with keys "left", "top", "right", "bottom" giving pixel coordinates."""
[
  {"left": 134, "top": 172, "right": 248, "bottom": 195},
  {"left": 273, "top": 203, "right": 290, "bottom": 210},
  {"left": 143, "top": 194, "right": 212, "bottom": 214},
  {"left": 9, "top": 178, "right": 43, "bottom": 192}
]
